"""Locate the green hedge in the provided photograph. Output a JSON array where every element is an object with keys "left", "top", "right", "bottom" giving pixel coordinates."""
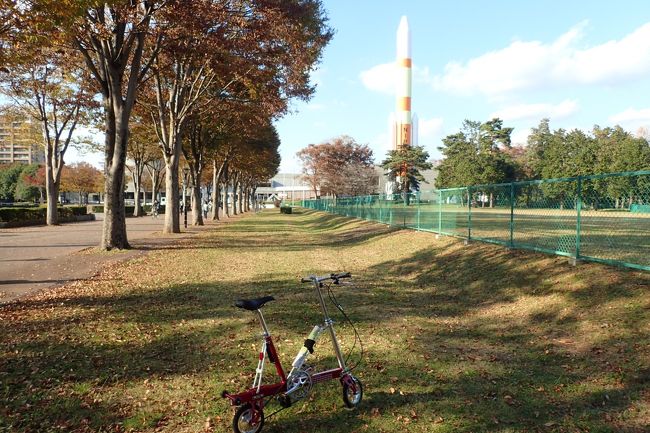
[
  {"left": 143, "top": 204, "right": 166, "bottom": 214},
  {"left": 91, "top": 204, "right": 165, "bottom": 215},
  {"left": 0, "top": 206, "right": 87, "bottom": 223}
]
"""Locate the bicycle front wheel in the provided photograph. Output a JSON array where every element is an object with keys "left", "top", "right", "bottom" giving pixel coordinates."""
[
  {"left": 342, "top": 376, "right": 363, "bottom": 409},
  {"left": 232, "top": 403, "right": 264, "bottom": 433}
]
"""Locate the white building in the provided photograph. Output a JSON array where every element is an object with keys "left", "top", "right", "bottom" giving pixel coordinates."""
[{"left": 255, "top": 173, "right": 316, "bottom": 202}]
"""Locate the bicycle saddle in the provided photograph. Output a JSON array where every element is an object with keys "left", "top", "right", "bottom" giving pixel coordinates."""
[{"left": 235, "top": 296, "right": 275, "bottom": 311}]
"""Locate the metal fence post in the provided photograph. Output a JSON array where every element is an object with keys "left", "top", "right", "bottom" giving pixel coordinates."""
[
  {"left": 416, "top": 191, "right": 421, "bottom": 230},
  {"left": 438, "top": 190, "right": 442, "bottom": 234},
  {"left": 467, "top": 187, "right": 472, "bottom": 241},
  {"left": 510, "top": 182, "right": 515, "bottom": 247},
  {"left": 576, "top": 176, "right": 582, "bottom": 260}
]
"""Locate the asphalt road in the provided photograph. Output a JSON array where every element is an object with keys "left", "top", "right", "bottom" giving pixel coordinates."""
[{"left": 0, "top": 214, "right": 204, "bottom": 303}]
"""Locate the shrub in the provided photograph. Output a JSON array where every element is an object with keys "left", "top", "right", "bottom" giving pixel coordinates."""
[
  {"left": 0, "top": 206, "right": 86, "bottom": 224},
  {"left": 280, "top": 206, "right": 292, "bottom": 214},
  {"left": 68, "top": 206, "right": 87, "bottom": 216},
  {"left": 90, "top": 204, "right": 164, "bottom": 215},
  {"left": 0, "top": 207, "right": 45, "bottom": 223},
  {"left": 142, "top": 204, "right": 166, "bottom": 214}
]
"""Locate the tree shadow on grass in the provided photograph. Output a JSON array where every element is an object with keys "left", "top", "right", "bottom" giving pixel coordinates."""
[{"left": 134, "top": 214, "right": 397, "bottom": 253}]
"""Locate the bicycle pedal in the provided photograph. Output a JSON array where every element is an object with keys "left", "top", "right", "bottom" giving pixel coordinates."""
[{"left": 277, "top": 394, "right": 292, "bottom": 408}]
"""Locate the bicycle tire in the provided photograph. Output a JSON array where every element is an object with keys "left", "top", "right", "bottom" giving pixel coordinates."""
[
  {"left": 342, "top": 376, "right": 363, "bottom": 409},
  {"left": 232, "top": 403, "right": 265, "bottom": 433}
]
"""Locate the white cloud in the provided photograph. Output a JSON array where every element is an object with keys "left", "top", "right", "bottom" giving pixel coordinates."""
[
  {"left": 360, "top": 62, "right": 395, "bottom": 94},
  {"left": 306, "top": 103, "right": 326, "bottom": 111},
  {"left": 369, "top": 131, "right": 390, "bottom": 156},
  {"left": 510, "top": 128, "right": 530, "bottom": 146},
  {"left": 490, "top": 99, "right": 579, "bottom": 122},
  {"left": 432, "top": 21, "right": 650, "bottom": 98},
  {"left": 418, "top": 117, "right": 444, "bottom": 139},
  {"left": 359, "top": 63, "right": 432, "bottom": 95},
  {"left": 609, "top": 107, "right": 650, "bottom": 124}
]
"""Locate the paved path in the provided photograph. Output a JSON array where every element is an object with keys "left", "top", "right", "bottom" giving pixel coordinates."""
[{"left": 0, "top": 213, "right": 220, "bottom": 303}]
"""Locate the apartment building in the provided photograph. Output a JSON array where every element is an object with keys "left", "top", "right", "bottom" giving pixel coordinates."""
[{"left": 0, "top": 115, "right": 43, "bottom": 165}]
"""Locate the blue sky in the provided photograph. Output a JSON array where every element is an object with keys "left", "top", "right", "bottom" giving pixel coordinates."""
[
  {"left": 67, "top": 0, "right": 650, "bottom": 171},
  {"left": 272, "top": 0, "right": 650, "bottom": 173}
]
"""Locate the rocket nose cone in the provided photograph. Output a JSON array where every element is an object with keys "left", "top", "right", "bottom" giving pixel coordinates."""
[
  {"left": 396, "top": 16, "right": 411, "bottom": 59},
  {"left": 399, "top": 16, "right": 409, "bottom": 31}
]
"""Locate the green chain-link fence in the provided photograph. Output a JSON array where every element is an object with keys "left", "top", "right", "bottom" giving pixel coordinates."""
[{"left": 301, "top": 170, "right": 650, "bottom": 271}]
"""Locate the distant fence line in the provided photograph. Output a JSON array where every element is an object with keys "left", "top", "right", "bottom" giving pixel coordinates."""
[{"left": 301, "top": 170, "right": 650, "bottom": 272}]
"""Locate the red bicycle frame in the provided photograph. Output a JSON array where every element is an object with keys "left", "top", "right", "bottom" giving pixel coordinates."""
[{"left": 222, "top": 277, "right": 358, "bottom": 412}]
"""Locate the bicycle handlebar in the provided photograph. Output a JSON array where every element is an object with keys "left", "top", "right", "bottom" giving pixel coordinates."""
[{"left": 301, "top": 272, "right": 352, "bottom": 284}]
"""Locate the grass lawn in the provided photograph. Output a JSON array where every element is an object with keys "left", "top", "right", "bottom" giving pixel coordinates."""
[
  {"left": 312, "top": 201, "right": 650, "bottom": 269},
  {"left": 1, "top": 208, "right": 649, "bottom": 432}
]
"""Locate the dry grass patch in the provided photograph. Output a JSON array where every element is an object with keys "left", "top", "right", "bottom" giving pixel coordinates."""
[{"left": 1, "top": 208, "right": 648, "bottom": 433}]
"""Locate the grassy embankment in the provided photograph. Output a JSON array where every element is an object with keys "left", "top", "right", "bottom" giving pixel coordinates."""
[{"left": 1, "top": 208, "right": 648, "bottom": 432}]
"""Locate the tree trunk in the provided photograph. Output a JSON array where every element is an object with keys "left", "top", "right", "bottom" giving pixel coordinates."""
[
  {"left": 231, "top": 173, "right": 238, "bottom": 216},
  {"left": 237, "top": 182, "right": 243, "bottom": 214},
  {"left": 402, "top": 180, "right": 410, "bottom": 206},
  {"left": 133, "top": 182, "right": 142, "bottom": 217},
  {"left": 212, "top": 159, "right": 227, "bottom": 220},
  {"left": 45, "top": 172, "right": 59, "bottom": 225},
  {"left": 132, "top": 160, "right": 146, "bottom": 217},
  {"left": 222, "top": 182, "right": 229, "bottom": 218},
  {"left": 222, "top": 163, "right": 229, "bottom": 218},
  {"left": 244, "top": 187, "right": 250, "bottom": 212},
  {"left": 102, "top": 162, "right": 128, "bottom": 249},
  {"left": 211, "top": 159, "right": 223, "bottom": 220},
  {"left": 45, "top": 163, "right": 60, "bottom": 225},
  {"left": 101, "top": 106, "right": 129, "bottom": 250},
  {"left": 192, "top": 181, "right": 203, "bottom": 226},
  {"left": 214, "top": 184, "right": 221, "bottom": 220},
  {"left": 163, "top": 156, "right": 180, "bottom": 233}
]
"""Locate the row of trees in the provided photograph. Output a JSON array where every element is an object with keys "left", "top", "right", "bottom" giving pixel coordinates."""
[
  {"left": 0, "top": 162, "right": 103, "bottom": 203},
  {"left": 437, "top": 118, "right": 650, "bottom": 186},
  {"left": 436, "top": 118, "right": 650, "bottom": 207},
  {"left": 1, "top": 0, "right": 332, "bottom": 249},
  {"left": 297, "top": 135, "right": 434, "bottom": 203}
]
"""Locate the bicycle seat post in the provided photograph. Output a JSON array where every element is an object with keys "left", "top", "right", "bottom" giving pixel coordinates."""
[{"left": 255, "top": 309, "right": 270, "bottom": 337}]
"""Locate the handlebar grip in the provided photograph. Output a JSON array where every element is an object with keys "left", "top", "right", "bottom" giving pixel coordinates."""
[{"left": 300, "top": 277, "right": 312, "bottom": 283}]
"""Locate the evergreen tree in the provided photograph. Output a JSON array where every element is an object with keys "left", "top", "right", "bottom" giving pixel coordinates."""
[
  {"left": 436, "top": 118, "right": 515, "bottom": 190},
  {"left": 381, "top": 145, "right": 432, "bottom": 205},
  {"left": 526, "top": 118, "right": 553, "bottom": 179}
]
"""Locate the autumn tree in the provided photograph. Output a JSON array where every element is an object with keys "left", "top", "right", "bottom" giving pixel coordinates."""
[
  {"left": 126, "top": 116, "right": 159, "bottom": 217},
  {"left": 146, "top": 158, "right": 165, "bottom": 207},
  {"left": 0, "top": 46, "right": 96, "bottom": 224},
  {"left": 229, "top": 122, "right": 281, "bottom": 214},
  {"left": 182, "top": 115, "right": 212, "bottom": 225},
  {"left": 297, "top": 136, "right": 376, "bottom": 198},
  {"left": 205, "top": 101, "right": 276, "bottom": 220},
  {"left": 60, "top": 162, "right": 103, "bottom": 204},
  {"left": 145, "top": 0, "right": 332, "bottom": 233},
  {"left": 15, "top": 164, "right": 45, "bottom": 203}
]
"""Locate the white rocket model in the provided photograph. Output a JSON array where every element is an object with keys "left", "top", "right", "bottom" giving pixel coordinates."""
[{"left": 390, "top": 16, "right": 418, "bottom": 150}]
